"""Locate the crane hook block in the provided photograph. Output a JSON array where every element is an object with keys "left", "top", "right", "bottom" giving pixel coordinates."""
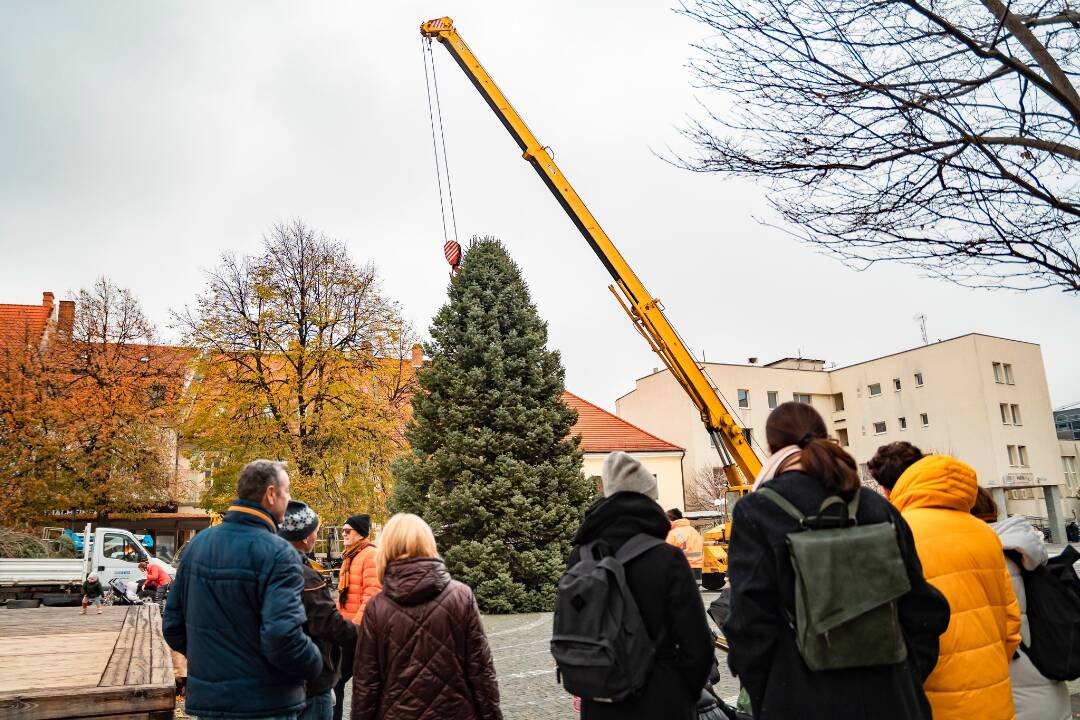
[{"left": 444, "top": 239, "right": 462, "bottom": 271}]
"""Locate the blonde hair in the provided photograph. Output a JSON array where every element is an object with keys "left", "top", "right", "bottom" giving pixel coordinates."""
[{"left": 375, "top": 513, "right": 439, "bottom": 583}]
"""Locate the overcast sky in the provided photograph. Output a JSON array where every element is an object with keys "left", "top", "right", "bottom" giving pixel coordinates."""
[{"left": 2, "top": 1, "right": 1078, "bottom": 413}]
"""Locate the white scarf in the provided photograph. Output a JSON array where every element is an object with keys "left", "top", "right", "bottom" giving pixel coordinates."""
[{"left": 751, "top": 445, "right": 801, "bottom": 491}]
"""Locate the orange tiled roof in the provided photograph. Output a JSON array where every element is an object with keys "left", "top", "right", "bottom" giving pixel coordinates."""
[
  {"left": 563, "top": 391, "right": 682, "bottom": 453},
  {"left": 0, "top": 303, "right": 50, "bottom": 346}
]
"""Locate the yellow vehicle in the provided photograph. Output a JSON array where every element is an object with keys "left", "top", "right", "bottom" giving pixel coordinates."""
[{"left": 420, "top": 17, "right": 763, "bottom": 588}]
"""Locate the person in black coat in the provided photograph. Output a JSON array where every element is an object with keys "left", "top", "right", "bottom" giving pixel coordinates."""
[
  {"left": 279, "top": 501, "right": 359, "bottom": 720},
  {"left": 724, "top": 403, "right": 950, "bottom": 720},
  {"left": 566, "top": 451, "right": 714, "bottom": 720}
]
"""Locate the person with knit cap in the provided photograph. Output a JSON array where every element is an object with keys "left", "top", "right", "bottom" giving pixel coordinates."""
[
  {"left": 878, "top": 444, "right": 1022, "bottom": 720},
  {"left": 333, "top": 513, "right": 380, "bottom": 720},
  {"left": 280, "top": 501, "right": 358, "bottom": 720},
  {"left": 565, "top": 451, "right": 713, "bottom": 720}
]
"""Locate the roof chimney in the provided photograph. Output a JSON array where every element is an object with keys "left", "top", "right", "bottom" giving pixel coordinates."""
[
  {"left": 42, "top": 291, "right": 55, "bottom": 318},
  {"left": 58, "top": 300, "right": 75, "bottom": 337},
  {"left": 411, "top": 343, "right": 424, "bottom": 368}
]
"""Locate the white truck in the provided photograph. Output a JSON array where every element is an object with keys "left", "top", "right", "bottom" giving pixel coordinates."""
[{"left": 0, "top": 525, "right": 172, "bottom": 607}]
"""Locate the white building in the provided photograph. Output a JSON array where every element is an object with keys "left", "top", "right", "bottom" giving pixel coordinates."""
[{"left": 617, "top": 334, "right": 1073, "bottom": 539}]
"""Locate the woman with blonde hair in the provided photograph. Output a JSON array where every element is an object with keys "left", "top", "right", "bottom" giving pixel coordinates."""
[{"left": 351, "top": 513, "right": 502, "bottom": 720}]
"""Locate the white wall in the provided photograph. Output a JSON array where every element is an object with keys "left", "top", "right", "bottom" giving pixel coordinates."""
[{"left": 617, "top": 335, "right": 1066, "bottom": 521}]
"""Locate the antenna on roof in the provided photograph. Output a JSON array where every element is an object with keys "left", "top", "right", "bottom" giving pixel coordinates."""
[{"left": 914, "top": 314, "right": 928, "bottom": 345}]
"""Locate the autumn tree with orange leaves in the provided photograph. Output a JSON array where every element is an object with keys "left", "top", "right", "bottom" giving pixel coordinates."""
[
  {"left": 175, "top": 221, "right": 417, "bottom": 522},
  {"left": 0, "top": 279, "right": 187, "bottom": 527}
]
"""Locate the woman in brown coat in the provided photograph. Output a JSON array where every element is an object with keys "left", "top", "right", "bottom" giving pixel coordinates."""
[{"left": 351, "top": 513, "right": 502, "bottom": 720}]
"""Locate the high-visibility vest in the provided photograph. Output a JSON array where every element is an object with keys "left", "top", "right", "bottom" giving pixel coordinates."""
[{"left": 665, "top": 518, "right": 704, "bottom": 569}]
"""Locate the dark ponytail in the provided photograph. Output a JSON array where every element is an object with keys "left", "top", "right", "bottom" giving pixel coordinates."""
[{"left": 766, "top": 402, "right": 860, "bottom": 499}]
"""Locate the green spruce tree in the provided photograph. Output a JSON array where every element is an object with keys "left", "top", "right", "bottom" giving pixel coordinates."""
[{"left": 392, "top": 237, "right": 592, "bottom": 613}]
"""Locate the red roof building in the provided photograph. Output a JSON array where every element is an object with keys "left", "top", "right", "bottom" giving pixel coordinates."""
[
  {"left": 562, "top": 391, "right": 686, "bottom": 510},
  {"left": 563, "top": 391, "right": 682, "bottom": 453},
  {"left": 0, "top": 291, "right": 74, "bottom": 349}
]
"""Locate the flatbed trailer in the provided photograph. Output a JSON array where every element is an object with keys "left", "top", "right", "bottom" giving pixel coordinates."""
[{"left": 0, "top": 605, "right": 174, "bottom": 719}]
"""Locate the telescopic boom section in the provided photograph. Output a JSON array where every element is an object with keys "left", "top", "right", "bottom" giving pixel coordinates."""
[{"left": 420, "top": 17, "right": 762, "bottom": 483}]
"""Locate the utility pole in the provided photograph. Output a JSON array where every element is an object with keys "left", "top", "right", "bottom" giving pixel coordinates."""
[{"left": 914, "top": 314, "right": 928, "bottom": 345}]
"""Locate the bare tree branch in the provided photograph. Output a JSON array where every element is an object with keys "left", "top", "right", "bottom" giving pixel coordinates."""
[{"left": 676, "top": 0, "right": 1080, "bottom": 293}]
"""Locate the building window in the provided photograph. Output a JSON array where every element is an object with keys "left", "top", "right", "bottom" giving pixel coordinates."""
[
  {"left": 1064, "top": 456, "right": 1078, "bottom": 490},
  {"left": 899, "top": 416, "right": 907, "bottom": 430},
  {"left": 869, "top": 383, "right": 882, "bottom": 397},
  {"left": 1018, "top": 445, "right": 1029, "bottom": 467},
  {"left": 1004, "top": 363, "right": 1015, "bottom": 384},
  {"left": 833, "top": 393, "right": 845, "bottom": 412},
  {"left": 1011, "top": 404, "right": 1022, "bottom": 425},
  {"left": 873, "top": 421, "right": 887, "bottom": 434},
  {"left": 837, "top": 428, "right": 849, "bottom": 447},
  {"left": 737, "top": 389, "right": 750, "bottom": 408},
  {"left": 1000, "top": 403, "right": 1011, "bottom": 425},
  {"left": 893, "top": 378, "right": 902, "bottom": 391},
  {"left": 1008, "top": 445, "right": 1018, "bottom": 466},
  {"left": 793, "top": 393, "right": 811, "bottom": 404},
  {"left": 993, "top": 362, "right": 1003, "bottom": 383},
  {"left": 742, "top": 428, "right": 753, "bottom": 446},
  {"left": 914, "top": 372, "right": 924, "bottom": 386},
  {"left": 920, "top": 413, "right": 929, "bottom": 427},
  {"left": 767, "top": 390, "right": 778, "bottom": 409}
]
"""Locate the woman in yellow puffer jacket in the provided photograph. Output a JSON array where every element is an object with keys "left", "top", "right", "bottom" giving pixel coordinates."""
[{"left": 888, "top": 454, "right": 1022, "bottom": 720}]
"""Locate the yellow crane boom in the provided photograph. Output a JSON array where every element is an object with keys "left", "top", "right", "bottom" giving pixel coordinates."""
[{"left": 420, "top": 16, "right": 762, "bottom": 485}]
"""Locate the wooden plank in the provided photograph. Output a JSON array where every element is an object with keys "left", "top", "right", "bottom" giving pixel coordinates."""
[
  {"left": 0, "top": 633, "right": 113, "bottom": 693},
  {"left": 0, "top": 682, "right": 174, "bottom": 720},
  {"left": 0, "top": 607, "right": 124, "bottom": 638},
  {"left": 127, "top": 607, "right": 152, "bottom": 686},
  {"left": 147, "top": 608, "right": 173, "bottom": 686},
  {"left": 98, "top": 607, "right": 137, "bottom": 687}
]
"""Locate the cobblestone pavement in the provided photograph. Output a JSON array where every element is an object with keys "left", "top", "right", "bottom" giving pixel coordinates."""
[{"left": 342, "top": 590, "right": 737, "bottom": 720}]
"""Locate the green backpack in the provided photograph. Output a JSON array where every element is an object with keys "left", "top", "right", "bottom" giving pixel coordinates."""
[{"left": 756, "top": 487, "right": 911, "bottom": 671}]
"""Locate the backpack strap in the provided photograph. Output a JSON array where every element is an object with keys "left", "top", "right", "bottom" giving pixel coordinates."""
[
  {"left": 615, "top": 534, "right": 667, "bottom": 565},
  {"left": 757, "top": 487, "right": 806, "bottom": 523},
  {"left": 817, "top": 492, "right": 861, "bottom": 523}
]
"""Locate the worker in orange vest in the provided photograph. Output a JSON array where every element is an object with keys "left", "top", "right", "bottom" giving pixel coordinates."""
[{"left": 665, "top": 508, "right": 704, "bottom": 584}]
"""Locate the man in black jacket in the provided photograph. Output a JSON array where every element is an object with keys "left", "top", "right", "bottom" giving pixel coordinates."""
[
  {"left": 566, "top": 452, "right": 714, "bottom": 720},
  {"left": 279, "top": 501, "right": 358, "bottom": 720}
]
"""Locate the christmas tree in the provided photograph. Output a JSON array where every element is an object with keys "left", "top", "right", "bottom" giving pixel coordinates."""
[{"left": 392, "top": 237, "right": 592, "bottom": 613}]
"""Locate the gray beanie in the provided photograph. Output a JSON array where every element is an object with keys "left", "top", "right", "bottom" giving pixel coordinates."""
[
  {"left": 278, "top": 500, "right": 319, "bottom": 541},
  {"left": 602, "top": 452, "right": 658, "bottom": 500}
]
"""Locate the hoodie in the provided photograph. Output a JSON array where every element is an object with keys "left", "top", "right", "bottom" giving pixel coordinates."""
[
  {"left": 992, "top": 516, "right": 1071, "bottom": 720},
  {"left": 890, "top": 455, "right": 1022, "bottom": 720}
]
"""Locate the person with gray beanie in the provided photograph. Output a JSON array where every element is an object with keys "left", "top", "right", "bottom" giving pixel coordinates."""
[
  {"left": 561, "top": 452, "right": 713, "bottom": 720},
  {"left": 279, "top": 501, "right": 358, "bottom": 720}
]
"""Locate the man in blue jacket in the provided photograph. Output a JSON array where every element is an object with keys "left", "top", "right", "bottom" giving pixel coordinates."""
[{"left": 164, "top": 459, "right": 322, "bottom": 719}]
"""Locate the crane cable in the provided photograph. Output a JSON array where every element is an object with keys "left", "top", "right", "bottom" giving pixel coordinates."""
[{"left": 421, "top": 38, "right": 460, "bottom": 269}]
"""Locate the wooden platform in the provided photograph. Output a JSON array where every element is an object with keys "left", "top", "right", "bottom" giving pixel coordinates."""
[{"left": 0, "top": 605, "right": 174, "bottom": 720}]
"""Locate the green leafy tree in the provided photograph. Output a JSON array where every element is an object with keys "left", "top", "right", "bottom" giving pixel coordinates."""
[{"left": 392, "top": 237, "right": 591, "bottom": 613}]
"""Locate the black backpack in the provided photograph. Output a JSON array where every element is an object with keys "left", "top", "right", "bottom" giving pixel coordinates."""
[
  {"left": 550, "top": 533, "right": 665, "bottom": 703},
  {"left": 1009, "top": 544, "right": 1080, "bottom": 681}
]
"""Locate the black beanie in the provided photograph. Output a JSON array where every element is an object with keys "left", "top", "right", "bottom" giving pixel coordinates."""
[
  {"left": 278, "top": 501, "right": 319, "bottom": 542},
  {"left": 346, "top": 513, "right": 371, "bottom": 538}
]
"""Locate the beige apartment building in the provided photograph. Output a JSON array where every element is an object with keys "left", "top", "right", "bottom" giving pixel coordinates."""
[{"left": 617, "top": 334, "right": 1074, "bottom": 540}]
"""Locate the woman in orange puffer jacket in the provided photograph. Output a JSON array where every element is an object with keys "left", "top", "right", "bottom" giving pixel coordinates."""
[
  {"left": 886, "top": 453, "right": 1022, "bottom": 720},
  {"left": 333, "top": 514, "right": 382, "bottom": 720}
]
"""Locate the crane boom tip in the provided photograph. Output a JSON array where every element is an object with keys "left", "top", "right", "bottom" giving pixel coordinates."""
[{"left": 421, "top": 17, "right": 454, "bottom": 37}]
